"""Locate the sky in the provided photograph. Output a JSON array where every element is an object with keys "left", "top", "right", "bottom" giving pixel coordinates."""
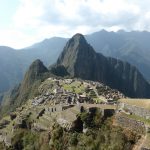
[{"left": 0, "top": 0, "right": 150, "bottom": 48}]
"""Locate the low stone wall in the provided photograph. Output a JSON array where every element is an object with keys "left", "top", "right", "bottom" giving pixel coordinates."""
[
  {"left": 115, "top": 113, "right": 146, "bottom": 134},
  {"left": 118, "top": 103, "right": 150, "bottom": 119}
]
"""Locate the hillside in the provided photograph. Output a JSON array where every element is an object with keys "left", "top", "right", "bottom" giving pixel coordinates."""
[
  {"left": 0, "top": 58, "right": 149, "bottom": 149},
  {"left": 0, "top": 77, "right": 139, "bottom": 150}
]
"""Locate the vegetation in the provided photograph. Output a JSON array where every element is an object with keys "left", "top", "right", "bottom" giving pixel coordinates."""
[
  {"left": 8, "top": 109, "right": 139, "bottom": 150},
  {"left": 69, "top": 113, "right": 138, "bottom": 150},
  {"left": 8, "top": 129, "right": 50, "bottom": 150},
  {"left": 62, "top": 81, "right": 85, "bottom": 94},
  {"left": 89, "top": 90, "right": 97, "bottom": 98}
]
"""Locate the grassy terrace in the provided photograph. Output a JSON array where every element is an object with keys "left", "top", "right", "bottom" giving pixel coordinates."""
[
  {"left": 121, "top": 112, "right": 150, "bottom": 126},
  {"left": 119, "top": 98, "right": 150, "bottom": 110},
  {"left": 62, "top": 81, "right": 85, "bottom": 94},
  {"left": 93, "top": 97, "right": 103, "bottom": 103}
]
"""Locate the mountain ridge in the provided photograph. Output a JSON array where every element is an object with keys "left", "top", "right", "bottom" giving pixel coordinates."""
[
  {"left": 1, "top": 33, "right": 150, "bottom": 116},
  {"left": 1, "top": 30, "right": 150, "bottom": 94},
  {"left": 54, "top": 33, "right": 150, "bottom": 98}
]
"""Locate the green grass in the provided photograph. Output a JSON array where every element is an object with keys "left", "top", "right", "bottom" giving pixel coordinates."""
[
  {"left": 74, "top": 86, "right": 85, "bottom": 94},
  {"left": 93, "top": 98, "right": 103, "bottom": 103},
  {"left": 62, "top": 81, "right": 85, "bottom": 94},
  {"left": 63, "top": 84, "right": 73, "bottom": 91},
  {"left": 88, "top": 90, "right": 97, "bottom": 98}
]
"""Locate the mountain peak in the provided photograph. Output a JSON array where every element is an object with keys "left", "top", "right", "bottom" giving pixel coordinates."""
[
  {"left": 29, "top": 59, "right": 48, "bottom": 74},
  {"left": 22, "top": 59, "right": 48, "bottom": 89},
  {"left": 56, "top": 33, "right": 96, "bottom": 75},
  {"left": 67, "top": 33, "right": 87, "bottom": 48},
  {"left": 14, "top": 59, "right": 49, "bottom": 106},
  {"left": 31, "top": 59, "right": 43, "bottom": 65},
  {"left": 54, "top": 34, "right": 150, "bottom": 98},
  {"left": 72, "top": 33, "right": 86, "bottom": 41},
  {"left": 59, "top": 33, "right": 94, "bottom": 56}
]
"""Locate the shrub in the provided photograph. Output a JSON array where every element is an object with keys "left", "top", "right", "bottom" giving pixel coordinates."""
[{"left": 69, "top": 133, "right": 78, "bottom": 146}]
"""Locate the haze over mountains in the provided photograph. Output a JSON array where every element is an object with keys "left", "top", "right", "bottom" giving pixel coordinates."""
[
  {"left": 0, "top": 38, "right": 67, "bottom": 93},
  {"left": 1, "top": 30, "right": 150, "bottom": 93}
]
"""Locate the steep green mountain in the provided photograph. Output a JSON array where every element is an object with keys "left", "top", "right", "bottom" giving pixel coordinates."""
[
  {"left": 54, "top": 33, "right": 150, "bottom": 98},
  {"left": 15, "top": 59, "right": 49, "bottom": 104},
  {"left": 0, "top": 59, "right": 50, "bottom": 114}
]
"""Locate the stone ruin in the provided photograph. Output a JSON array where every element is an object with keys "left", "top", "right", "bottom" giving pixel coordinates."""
[
  {"left": 115, "top": 113, "right": 146, "bottom": 134},
  {"left": 45, "top": 105, "right": 63, "bottom": 115}
]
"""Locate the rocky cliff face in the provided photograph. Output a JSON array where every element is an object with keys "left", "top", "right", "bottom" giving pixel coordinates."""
[{"left": 55, "top": 33, "right": 150, "bottom": 98}]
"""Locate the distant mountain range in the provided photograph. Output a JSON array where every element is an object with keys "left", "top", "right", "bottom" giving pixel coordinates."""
[
  {"left": 0, "top": 38, "right": 67, "bottom": 93},
  {"left": 1, "top": 33, "right": 150, "bottom": 116},
  {"left": 86, "top": 30, "right": 150, "bottom": 83},
  {"left": 1, "top": 30, "right": 150, "bottom": 93}
]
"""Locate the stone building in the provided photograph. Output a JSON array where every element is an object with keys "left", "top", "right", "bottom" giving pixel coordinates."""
[{"left": 45, "top": 105, "right": 63, "bottom": 114}]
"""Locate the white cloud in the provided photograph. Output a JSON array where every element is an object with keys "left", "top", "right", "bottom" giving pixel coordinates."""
[
  {"left": 1, "top": 0, "right": 150, "bottom": 48},
  {"left": 0, "top": 28, "right": 37, "bottom": 49}
]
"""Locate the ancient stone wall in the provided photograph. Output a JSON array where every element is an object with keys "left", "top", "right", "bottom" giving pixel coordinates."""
[
  {"left": 118, "top": 103, "right": 150, "bottom": 119},
  {"left": 115, "top": 113, "right": 146, "bottom": 134}
]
